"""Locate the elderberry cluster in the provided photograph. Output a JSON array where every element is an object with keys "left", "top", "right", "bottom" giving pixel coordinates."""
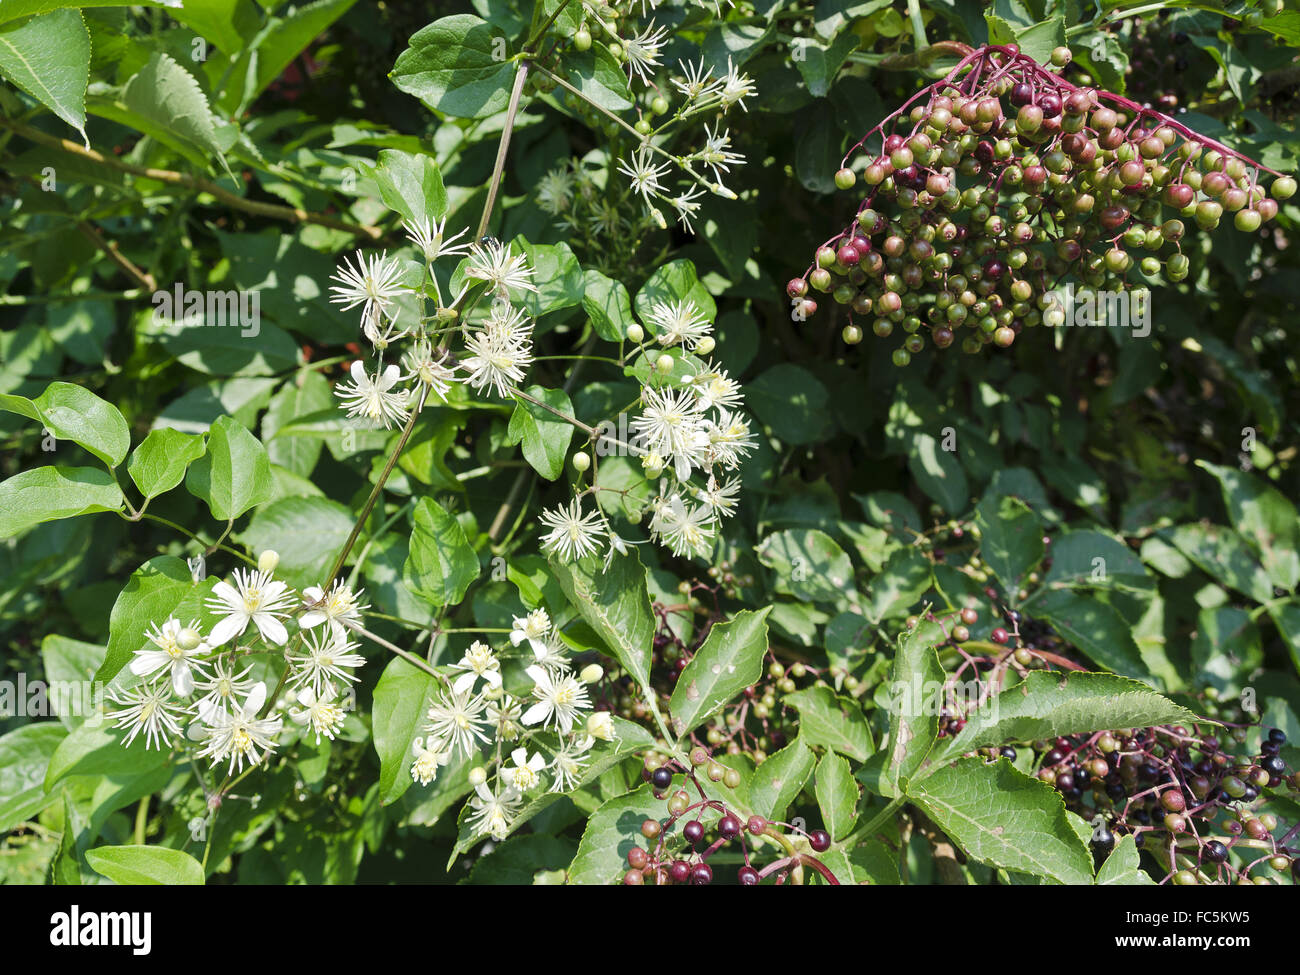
[
  {"left": 787, "top": 44, "right": 1297, "bottom": 365},
  {"left": 623, "top": 749, "right": 836, "bottom": 885},
  {"left": 1018, "top": 725, "right": 1299, "bottom": 884}
]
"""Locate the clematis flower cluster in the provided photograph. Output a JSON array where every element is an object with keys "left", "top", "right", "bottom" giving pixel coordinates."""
[
  {"left": 537, "top": 297, "right": 757, "bottom": 565},
  {"left": 414, "top": 607, "right": 618, "bottom": 842},
  {"left": 327, "top": 219, "right": 539, "bottom": 431},
  {"left": 106, "top": 555, "right": 369, "bottom": 774}
]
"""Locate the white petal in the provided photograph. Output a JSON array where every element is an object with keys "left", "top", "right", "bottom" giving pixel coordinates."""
[
  {"left": 452, "top": 672, "right": 477, "bottom": 695},
  {"left": 207, "top": 613, "right": 247, "bottom": 647},
  {"left": 298, "top": 610, "right": 326, "bottom": 629},
  {"left": 350, "top": 359, "right": 368, "bottom": 384},
  {"left": 521, "top": 701, "right": 550, "bottom": 726},
  {"left": 171, "top": 662, "right": 194, "bottom": 697},
  {"left": 244, "top": 682, "right": 268, "bottom": 715},
  {"left": 254, "top": 614, "right": 288, "bottom": 646}
]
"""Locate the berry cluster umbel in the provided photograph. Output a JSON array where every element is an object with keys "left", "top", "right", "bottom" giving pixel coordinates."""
[
  {"left": 786, "top": 44, "right": 1297, "bottom": 365},
  {"left": 623, "top": 748, "right": 838, "bottom": 886}
]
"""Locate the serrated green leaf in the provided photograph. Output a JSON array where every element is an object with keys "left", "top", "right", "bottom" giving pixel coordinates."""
[
  {"left": 784, "top": 685, "right": 873, "bottom": 761},
  {"left": 749, "top": 737, "right": 816, "bottom": 820},
  {"left": 942, "top": 672, "right": 1200, "bottom": 759},
  {"left": 975, "top": 493, "right": 1042, "bottom": 605},
  {"left": 882, "top": 619, "right": 944, "bottom": 796},
  {"left": 1031, "top": 590, "right": 1154, "bottom": 681},
  {"left": 669, "top": 607, "right": 771, "bottom": 735},
  {"left": 122, "top": 52, "right": 228, "bottom": 165},
  {"left": 0, "top": 9, "right": 89, "bottom": 142},
  {"left": 1095, "top": 834, "right": 1155, "bottom": 885},
  {"left": 815, "top": 751, "right": 858, "bottom": 840},
  {"left": 550, "top": 550, "right": 654, "bottom": 691},
  {"left": 908, "top": 758, "right": 1094, "bottom": 885}
]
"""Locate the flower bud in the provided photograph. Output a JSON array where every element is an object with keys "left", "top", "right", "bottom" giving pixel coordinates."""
[
  {"left": 572, "top": 450, "right": 591, "bottom": 472},
  {"left": 177, "top": 626, "right": 203, "bottom": 652},
  {"left": 258, "top": 549, "right": 280, "bottom": 574},
  {"left": 694, "top": 336, "right": 715, "bottom": 356},
  {"left": 587, "top": 712, "right": 616, "bottom": 741},
  {"left": 626, "top": 323, "right": 644, "bottom": 343},
  {"left": 468, "top": 766, "right": 487, "bottom": 787},
  {"left": 580, "top": 663, "right": 604, "bottom": 684}
]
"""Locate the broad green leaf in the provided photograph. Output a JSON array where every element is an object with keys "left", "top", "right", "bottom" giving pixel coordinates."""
[
  {"left": 669, "top": 607, "right": 772, "bottom": 735},
  {"left": 864, "top": 547, "right": 932, "bottom": 623},
  {"left": 517, "top": 239, "right": 583, "bottom": 318},
  {"left": 371, "top": 656, "right": 439, "bottom": 806},
  {"left": 784, "top": 685, "right": 873, "bottom": 761},
  {"left": 581, "top": 268, "right": 635, "bottom": 342},
  {"left": 262, "top": 371, "right": 335, "bottom": 478},
  {"left": 748, "top": 737, "right": 816, "bottom": 820},
  {"left": 550, "top": 550, "right": 654, "bottom": 691},
  {"left": 0, "top": 466, "right": 123, "bottom": 538},
  {"left": 45, "top": 719, "right": 169, "bottom": 789},
  {"left": 50, "top": 791, "right": 85, "bottom": 886},
  {"left": 815, "top": 752, "right": 858, "bottom": 840},
  {"left": 367, "top": 148, "right": 448, "bottom": 225},
  {"left": 1190, "top": 606, "right": 1262, "bottom": 696},
  {"left": 252, "top": 0, "right": 358, "bottom": 98},
  {"left": 634, "top": 259, "right": 716, "bottom": 326},
  {"left": 815, "top": 838, "right": 902, "bottom": 885},
  {"left": 0, "top": 381, "right": 130, "bottom": 467},
  {"left": 1095, "top": 834, "right": 1156, "bottom": 885},
  {"left": 1009, "top": 15, "right": 1067, "bottom": 66},
  {"left": 0, "top": 723, "right": 67, "bottom": 831},
  {"left": 391, "top": 14, "right": 515, "bottom": 119},
  {"left": 122, "top": 52, "right": 228, "bottom": 164},
  {"left": 85, "top": 845, "right": 204, "bottom": 886},
  {"left": 564, "top": 44, "right": 634, "bottom": 112},
  {"left": 40, "top": 634, "right": 103, "bottom": 729},
  {"left": 0, "top": 9, "right": 89, "bottom": 141},
  {"left": 909, "top": 432, "right": 969, "bottom": 515},
  {"left": 95, "top": 555, "right": 217, "bottom": 685},
  {"left": 794, "top": 30, "right": 857, "bottom": 98},
  {"left": 568, "top": 784, "right": 682, "bottom": 884},
  {"left": 746, "top": 364, "right": 831, "bottom": 445},
  {"left": 505, "top": 386, "right": 575, "bottom": 481},
  {"left": 882, "top": 619, "right": 944, "bottom": 796},
  {"left": 1162, "top": 523, "right": 1275, "bottom": 604},
  {"left": 184, "top": 415, "right": 273, "bottom": 521},
  {"left": 0, "top": 1, "right": 178, "bottom": 25},
  {"left": 1268, "top": 600, "right": 1300, "bottom": 678},
  {"left": 908, "top": 758, "right": 1094, "bottom": 885},
  {"left": 1197, "top": 461, "right": 1299, "bottom": 593},
  {"left": 975, "top": 493, "right": 1043, "bottom": 605},
  {"left": 943, "top": 672, "right": 1199, "bottom": 759},
  {"left": 1040, "top": 530, "right": 1151, "bottom": 592},
  {"left": 238, "top": 496, "right": 354, "bottom": 591},
  {"left": 127, "top": 428, "right": 206, "bottom": 499},
  {"left": 757, "top": 528, "right": 853, "bottom": 603},
  {"left": 1031, "top": 590, "right": 1154, "bottom": 681},
  {"left": 403, "top": 497, "right": 478, "bottom": 606}
]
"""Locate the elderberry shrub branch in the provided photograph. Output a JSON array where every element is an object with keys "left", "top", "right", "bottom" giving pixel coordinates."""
[{"left": 787, "top": 43, "right": 1297, "bottom": 363}]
